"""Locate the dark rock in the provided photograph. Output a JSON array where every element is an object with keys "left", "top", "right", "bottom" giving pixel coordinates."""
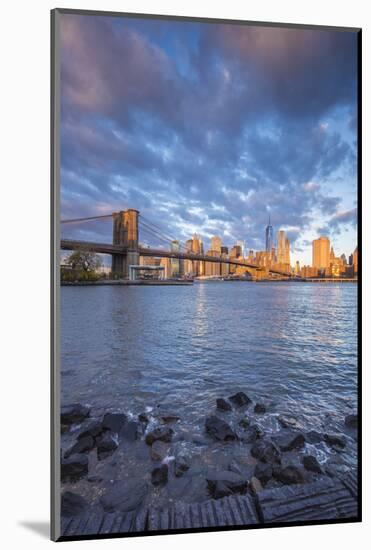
[
  {"left": 273, "top": 465, "right": 305, "bottom": 485},
  {"left": 102, "top": 413, "right": 127, "bottom": 434},
  {"left": 121, "top": 421, "right": 139, "bottom": 442},
  {"left": 254, "top": 462, "right": 273, "bottom": 484},
  {"left": 61, "top": 491, "right": 88, "bottom": 517},
  {"left": 151, "top": 464, "right": 168, "bottom": 486},
  {"left": 206, "top": 470, "right": 248, "bottom": 499},
  {"left": 304, "top": 430, "right": 324, "bottom": 444},
  {"left": 242, "top": 424, "right": 264, "bottom": 443},
  {"left": 228, "top": 460, "right": 243, "bottom": 476},
  {"left": 174, "top": 455, "right": 190, "bottom": 477},
  {"left": 87, "top": 475, "right": 103, "bottom": 483},
  {"left": 251, "top": 440, "right": 281, "bottom": 464},
  {"left": 302, "top": 455, "right": 323, "bottom": 474},
  {"left": 216, "top": 398, "right": 232, "bottom": 412},
  {"left": 229, "top": 392, "right": 251, "bottom": 408},
  {"left": 272, "top": 430, "right": 305, "bottom": 452},
  {"left": 250, "top": 476, "right": 263, "bottom": 493},
  {"left": 64, "top": 435, "right": 95, "bottom": 459},
  {"left": 205, "top": 415, "right": 237, "bottom": 441},
  {"left": 100, "top": 480, "right": 148, "bottom": 513},
  {"left": 61, "top": 454, "right": 88, "bottom": 482},
  {"left": 61, "top": 403, "right": 90, "bottom": 426},
  {"left": 151, "top": 440, "right": 170, "bottom": 461},
  {"left": 254, "top": 403, "right": 266, "bottom": 414},
  {"left": 277, "top": 414, "right": 298, "bottom": 429},
  {"left": 160, "top": 413, "right": 181, "bottom": 424},
  {"left": 324, "top": 433, "right": 346, "bottom": 449},
  {"left": 138, "top": 412, "right": 150, "bottom": 424},
  {"left": 238, "top": 416, "right": 250, "bottom": 429},
  {"left": 77, "top": 420, "right": 103, "bottom": 440},
  {"left": 96, "top": 431, "right": 119, "bottom": 461},
  {"left": 345, "top": 414, "right": 358, "bottom": 429},
  {"left": 145, "top": 426, "right": 174, "bottom": 446}
]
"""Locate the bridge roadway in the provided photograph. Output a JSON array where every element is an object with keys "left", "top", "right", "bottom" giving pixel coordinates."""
[{"left": 60, "top": 239, "right": 295, "bottom": 278}]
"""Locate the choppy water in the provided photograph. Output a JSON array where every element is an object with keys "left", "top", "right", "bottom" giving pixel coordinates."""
[{"left": 61, "top": 282, "right": 358, "bottom": 507}]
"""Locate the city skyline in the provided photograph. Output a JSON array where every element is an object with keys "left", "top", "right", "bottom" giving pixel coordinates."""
[{"left": 60, "top": 14, "right": 358, "bottom": 266}]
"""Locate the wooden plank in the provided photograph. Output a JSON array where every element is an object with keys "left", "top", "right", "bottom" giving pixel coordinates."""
[{"left": 99, "top": 513, "right": 117, "bottom": 534}]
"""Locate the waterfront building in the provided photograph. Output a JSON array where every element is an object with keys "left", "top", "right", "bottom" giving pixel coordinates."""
[
  {"left": 353, "top": 247, "right": 358, "bottom": 276},
  {"left": 312, "top": 236, "right": 330, "bottom": 270},
  {"left": 301, "top": 265, "right": 319, "bottom": 278},
  {"left": 236, "top": 240, "right": 245, "bottom": 257},
  {"left": 295, "top": 260, "right": 300, "bottom": 274},
  {"left": 277, "top": 230, "right": 290, "bottom": 267},
  {"left": 265, "top": 215, "right": 273, "bottom": 252},
  {"left": 205, "top": 250, "right": 221, "bottom": 276},
  {"left": 340, "top": 253, "right": 347, "bottom": 265},
  {"left": 191, "top": 233, "right": 204, "bottom": 276},
  {"left": 159, "top": 257, "right": 171, "bottom": 279},
  {"left": 210, "top": 236, "right": 222, "bottom": 252},
  {"left": 170, "top": 240, "right": 180, "bottom": 278}
]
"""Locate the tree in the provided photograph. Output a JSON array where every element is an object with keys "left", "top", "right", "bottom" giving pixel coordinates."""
[{"left": 65, "top": 250, "right": 102, "bottom": 272}]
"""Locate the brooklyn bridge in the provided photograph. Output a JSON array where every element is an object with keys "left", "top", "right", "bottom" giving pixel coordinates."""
[{"left": 60, "top": 208, "right": 299, "bottom": 281}]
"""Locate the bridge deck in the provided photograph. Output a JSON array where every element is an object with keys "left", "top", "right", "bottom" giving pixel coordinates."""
[{"left": 60, "top": 472, "right": 358, "bottom": 539}]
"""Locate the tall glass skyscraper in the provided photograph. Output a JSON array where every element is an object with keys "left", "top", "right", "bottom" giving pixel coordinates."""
[{"left": 265, "top": 215, "right": 273, "bottom": 252}]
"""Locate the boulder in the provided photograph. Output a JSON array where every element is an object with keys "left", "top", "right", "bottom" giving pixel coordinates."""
[
  {"left": 151, "top": 464, "right": 169, "bottom": 486},
  {"left": 174, "top": 455, "right": 190, "bottom": 477},
  {"left": 138, "top": 412, "right": 150, "bottom": 424},
  {"left": 151, "top": 440, "right": 170, "bottom": 461},
  {"left": 238, "top": 417, "right": 250, "bottom": 429},
  {"left": 216, "top": 398, "right": 232, "bottom": 412},
  {"left": 304, "top": 430, "right": 324, "bottom": 444},
  {"left": 272, "top": 430, "right": 305, "bottom": 452},
  {"left": 77, "top": 420, "right": 103, "bottom": 440},
  {"left": 277, "top": 414, "right": 298, "bottom": 429},
  {"left": 102, "top": 413, "right": 127, "bottom": 434},
  {"left": 160, "top": 413, "right": 181, "bottom": 424},
  {"left": 273, "top": 465, "right": 305, "bottom": 485},
  {"left": 254, "top": 462, "right": 273, "bottom": 484},
  {"left": 61, "top": 491, "right": 88, "bottom": 517},
  {"left": 206, "top": 471, "right": 248, "bottom": 499},
  {"left": 145, "top": 426, "right": 174, "bottom": 446},
  {"left": 250, "top": 476, "right": 263, "bottom": 493},
  {"left": 205, "top": 415, "right": 237, "bottom": 441},
  {"left": 121, "top": 421, "right": 139, "bottom": 442},
  {"left": 61, "top": 404, "right": 90, "bottom": 426},
  {"left": 345, "top": 414, "right": 358, "bottom": 429},
  {"left": 61, "top": 454, "right": 88, "bottom": 482},
  {"left": 96, "top": 431, "right": 119, "bottom": 461},
  {"left": 100, "top": 480, "right": 148, "bottom": 513},
  {"left": 302, "top": 455, "right": 323, "bottom": 474},
  {"left": 229, "top": 392, "right": 251, "bottom": 408},
  {"left": 251, "top": 440, "right": 281, "bottom": 464},
  {"left": 64, "top": 435, "right": 95, "bottom": 459},
  {"left": 324, "top": 433, "right": 346, "bottom": 449},
  {"left": 228, "top": 460, "right": 243, "bottom": 476},
  {"left": 241, "top": 424, "right": 264, "bottom": 443},
  {"left": 254, "top": 403, "right": 266, "bottom": 414}
]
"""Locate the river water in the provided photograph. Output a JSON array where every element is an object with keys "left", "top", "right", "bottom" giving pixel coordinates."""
[{"left": 60, "top": 282, "right": 358, "bottom": 508}]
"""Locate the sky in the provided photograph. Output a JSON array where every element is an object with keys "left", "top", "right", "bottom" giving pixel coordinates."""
[{"left": 59, "top": 13, "right": 358, "bottom": 266}]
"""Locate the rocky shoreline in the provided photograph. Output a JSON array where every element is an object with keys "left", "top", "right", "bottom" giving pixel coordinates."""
[{"left": 60, "top": 392, "right": 358, "bottom": 532}]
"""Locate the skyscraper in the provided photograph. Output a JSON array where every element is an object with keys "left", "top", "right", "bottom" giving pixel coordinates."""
[
  {"left": 265, "top": 215, "right": 273, "bottom": 252},
  {"left": 277, "top": 230, "right": 290, "bottom": 266},
  {"left": 210, "top": 236, "right": 222, "bottom": 252},
  {"left": 312, "top": 236, "right": 330, "bottom": 269}
]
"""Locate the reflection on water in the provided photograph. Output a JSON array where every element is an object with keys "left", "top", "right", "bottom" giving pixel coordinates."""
[{"left": 61, "top": 282, "right": 357, "bottom": 505}]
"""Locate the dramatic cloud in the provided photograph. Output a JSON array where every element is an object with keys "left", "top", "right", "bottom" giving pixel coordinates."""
[{"left": 59, "top": 13, "right": 358, "bottom": 263}]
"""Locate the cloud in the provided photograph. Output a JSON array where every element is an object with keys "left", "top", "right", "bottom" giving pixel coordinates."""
[{"left": 59, "top": 14, "right": 358, "bottom": 256}]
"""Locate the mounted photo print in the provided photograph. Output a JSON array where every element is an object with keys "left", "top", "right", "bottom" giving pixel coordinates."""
[{"left": 51, "top": 8, "right": 361, "bottom": 541}]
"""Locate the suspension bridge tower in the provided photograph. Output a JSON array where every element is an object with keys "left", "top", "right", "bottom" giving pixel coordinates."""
[{"left": 112, "top": 209, "right": 139, "bottom": 278}]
